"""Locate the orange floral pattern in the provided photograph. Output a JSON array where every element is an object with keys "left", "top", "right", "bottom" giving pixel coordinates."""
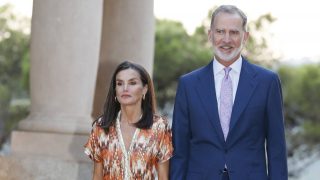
[{"left": 84, "top": 113, "right": 173, "bottom": 180}]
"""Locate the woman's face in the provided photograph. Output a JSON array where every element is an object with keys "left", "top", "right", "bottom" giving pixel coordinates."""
[{"left": 115, "top": 68, "right": 147, "bottom": 107}]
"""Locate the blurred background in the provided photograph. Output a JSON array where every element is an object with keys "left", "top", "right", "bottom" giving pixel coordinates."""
[{"left": 0, "top": 0, "right": 319, "bottom": 179}]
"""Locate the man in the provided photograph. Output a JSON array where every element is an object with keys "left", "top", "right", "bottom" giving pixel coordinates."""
[{"left": 170, "top": 5, "right": 288, "bottom": 180}]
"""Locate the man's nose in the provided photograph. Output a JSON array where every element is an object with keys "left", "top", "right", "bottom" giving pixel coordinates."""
[{"left": 222, "top": 33, "right": 231, "bottom": 42}]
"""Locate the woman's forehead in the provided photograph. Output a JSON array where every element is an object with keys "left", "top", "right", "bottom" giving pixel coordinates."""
[{"left": 116, "top": 69, "right": 141, "bottom": 80}]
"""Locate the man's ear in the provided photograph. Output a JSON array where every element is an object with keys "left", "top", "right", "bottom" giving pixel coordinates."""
[
  {"left": 208, "top": 29, "right": 213, "bottom": 42},
  {"left": 243, "top": 31, "right": 249, "bottom": 44}
]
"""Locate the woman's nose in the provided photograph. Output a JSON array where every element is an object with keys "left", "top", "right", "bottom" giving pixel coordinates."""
[{"left": 123, "top": 84, "right": 128, "bottom": 91}]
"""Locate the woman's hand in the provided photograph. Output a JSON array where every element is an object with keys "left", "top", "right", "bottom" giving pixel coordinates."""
[
  {"left": 93, "top": 162, "right": 103, "bottom": 180},
  {"left": 157, "top": 160, "right": 170, "bottom": 180}
]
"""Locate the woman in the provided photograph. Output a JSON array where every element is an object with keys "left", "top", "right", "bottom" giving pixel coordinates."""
[{"left": 84, "top": 61, "right": 173, "bottom": 180}]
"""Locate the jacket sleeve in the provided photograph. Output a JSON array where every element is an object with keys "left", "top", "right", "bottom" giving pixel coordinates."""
[
  {"left": 170, "top": 77, "right": 190, "bottom": 180},
  {"left": 266, "top": 74, "right": 288, "bottom": 180}
]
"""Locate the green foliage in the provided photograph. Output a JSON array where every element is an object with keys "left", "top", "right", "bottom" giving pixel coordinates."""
[
  {"left": 5, "top": 102, "right": 29, "bottom": 133},
  {"left": 279, "top": 64, "right": 320, "bottom": 126},
  {"left": 278, "top": 64, "right": 320, "bottom": 156},
  {"left": 0, "top": 85, "right": 11, "bottom": 109},
  {"left": 0, "top": 4, "right": 30, "bottom": 143},
  {"left": 0, "top": 4, "right": 30, "bottom": 93},
  {"left": 154, "top": 19, "right": 211, "bottom": 108},
  {"left": 0, "top": 85, "right": 11, "bottom": 127},
  {"left": 303, "top": 122, "right": 320, "bottom": 144},
  {"left": 244, "top": 14, "right": 278, "bottom": 67}
]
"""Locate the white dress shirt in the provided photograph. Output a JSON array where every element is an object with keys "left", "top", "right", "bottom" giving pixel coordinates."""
[{"left": 213, "top": 56, "right": 242, "bottom": 112}]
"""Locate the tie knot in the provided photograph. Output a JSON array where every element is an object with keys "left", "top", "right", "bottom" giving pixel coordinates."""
[{"left": 224, "top": 67, "right": 232, "bottom": 76}]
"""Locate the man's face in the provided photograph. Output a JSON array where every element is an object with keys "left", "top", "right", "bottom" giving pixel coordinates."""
[{"left": 208, "top": 12, "right": 249, "bottom": 65}]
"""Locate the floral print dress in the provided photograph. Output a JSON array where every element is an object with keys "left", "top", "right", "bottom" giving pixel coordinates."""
[{"left": 84, "top": 112, "right": 173, "bottom": 180}]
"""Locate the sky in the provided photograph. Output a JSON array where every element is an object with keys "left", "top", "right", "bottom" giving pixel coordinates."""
[{"left": 3, "top": 0, "right": 320, "bottom": 64}]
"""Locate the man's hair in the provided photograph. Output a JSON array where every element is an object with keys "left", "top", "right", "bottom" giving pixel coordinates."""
[{"left": 210, "top": 5, "right": 248, "bottom": 31}]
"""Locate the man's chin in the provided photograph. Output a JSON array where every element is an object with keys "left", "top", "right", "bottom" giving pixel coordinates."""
[
  {"left": 215, "top": 49, "right": 242, "bottom": 62},
  {"left": 215, "top": 54, "right": 237, "bottom": 62}
]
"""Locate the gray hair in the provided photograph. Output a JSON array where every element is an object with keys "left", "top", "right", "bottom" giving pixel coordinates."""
[{"left": 210, "top": 5, "right": 248, "bottom": 31}]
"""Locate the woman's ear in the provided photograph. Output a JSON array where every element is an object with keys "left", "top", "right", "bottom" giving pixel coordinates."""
[{"left": 143, "top": 85, "right": 148, "bottom": 98}]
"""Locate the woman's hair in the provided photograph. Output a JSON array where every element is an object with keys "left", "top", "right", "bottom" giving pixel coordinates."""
[{"left": 98, "top": 61, "right": 157, "bottom": 132}]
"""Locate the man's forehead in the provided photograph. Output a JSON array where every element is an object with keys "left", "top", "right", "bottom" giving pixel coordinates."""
[{"left": 213, "top": 14, "right": 243, "bottom": 28}]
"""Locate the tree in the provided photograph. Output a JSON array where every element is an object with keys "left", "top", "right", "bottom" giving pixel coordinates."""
[
  {"left": 153, "top": 19, "right": 211, "bottom": 110},
  {"left": 0, "top": 4, "right": 30, "bottom": 146},
  {"left": 244, "top": 14, "right": 278, "bottom": 67},
  {"left": 278, "top": 64, "right": 320, "bottom": 178}
]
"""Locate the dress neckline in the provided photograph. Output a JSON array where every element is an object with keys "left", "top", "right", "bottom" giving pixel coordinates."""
[{"left": 115, "top": 111, "right": 140, "bottom": 179}]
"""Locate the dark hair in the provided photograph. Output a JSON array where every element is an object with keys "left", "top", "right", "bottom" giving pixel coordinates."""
[
  {"left": 98, "top": 61, "right": 156, "bottom": 132},
  {"left": 210, "top": 5, "right": 248, "bottom": 31}
]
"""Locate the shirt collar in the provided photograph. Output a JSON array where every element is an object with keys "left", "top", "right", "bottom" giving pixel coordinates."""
[{"left": 213, "top": 56, "right": 242, "bottom": 75}]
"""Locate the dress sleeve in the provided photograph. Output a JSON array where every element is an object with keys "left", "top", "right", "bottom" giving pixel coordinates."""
[
  {"left": 84, "top": 122, "right": 103, "bottom": 162},
  {"left": 156, "top": 117, "right": 174, "bottom": 163}
]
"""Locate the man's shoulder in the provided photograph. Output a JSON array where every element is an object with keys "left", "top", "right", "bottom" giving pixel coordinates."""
[
  {"left": 245, "top": 59, "right": 278, "bottom": 78},
  {"left": 242, "top": 60, "right": 281, "bottom": 87},
  {"left": 180, "top": 63, "right": 211, "bottom": 80}
]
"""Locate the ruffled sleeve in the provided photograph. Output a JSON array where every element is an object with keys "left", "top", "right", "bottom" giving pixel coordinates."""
[
  {"left": 84, "top": 120, "right": 103, "bottom": 162},
  {"left": 156, "top": 117, "right": 174, "bottom": 163}
]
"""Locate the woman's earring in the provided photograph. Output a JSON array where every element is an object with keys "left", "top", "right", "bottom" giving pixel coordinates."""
[
  {"left": 143, "top": 94, "right": 145, "bottom": 100},
  {"left": 115, "top": 97, "right": 117, "bottom": 102}
]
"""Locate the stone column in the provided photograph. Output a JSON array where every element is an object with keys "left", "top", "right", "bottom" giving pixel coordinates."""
[
  {"left": 92, "top": 0, "right": 155, "bottom": 117},
  {"left": 11, "top": 0, "right": 102, "bottom": 165},
  {"left": 18, "top": 0, "right": 103, "bottom": 135}
]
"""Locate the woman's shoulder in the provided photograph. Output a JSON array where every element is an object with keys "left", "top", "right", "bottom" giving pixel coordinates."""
[
  {"left": 152, "top": 114, "right": 171, "bottom": 129},
  {"left": 92, "top": 117, "right": 103, "bottom": 127},
  {"left": 91, "top": 117, "right": 112, "bottom": 133},
  {"left": 90, "top": 118, "right": 117, "bottom": 138},
  {"left": 153, "top": 114, "right": 166, "bottom": 122}
]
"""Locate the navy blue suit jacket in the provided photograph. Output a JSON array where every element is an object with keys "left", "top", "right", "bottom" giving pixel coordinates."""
[{"left": 170, "top": 58, "right": 288, "bottom": 180}]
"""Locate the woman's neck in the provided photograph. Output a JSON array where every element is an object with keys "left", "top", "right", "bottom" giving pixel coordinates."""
[{"left": 120, "top": 106, "right": 143, "bottom": 124}]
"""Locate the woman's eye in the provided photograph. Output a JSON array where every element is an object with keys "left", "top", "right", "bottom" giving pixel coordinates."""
[
  {"left": 116, "top": 82, "right": 122, "bottom": 86},
  {"left": 129, "top": 81, "right": 137, "bottom": 85}
]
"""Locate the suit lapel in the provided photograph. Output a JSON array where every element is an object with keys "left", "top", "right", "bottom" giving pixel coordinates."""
[
  {"left": 195, "top": 61, "right": 225, "bottom": 143},
  {"left": 228, "top": 59, "right": 258, "bottom": 138}
]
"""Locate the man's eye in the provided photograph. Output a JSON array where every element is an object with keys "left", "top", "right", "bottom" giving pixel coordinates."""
[
  {"left": 230, "top": 31, "right": 239, "bottom": 35},
  {"left": 216, "top": 30, "right": 223, "bottom": 34}
]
